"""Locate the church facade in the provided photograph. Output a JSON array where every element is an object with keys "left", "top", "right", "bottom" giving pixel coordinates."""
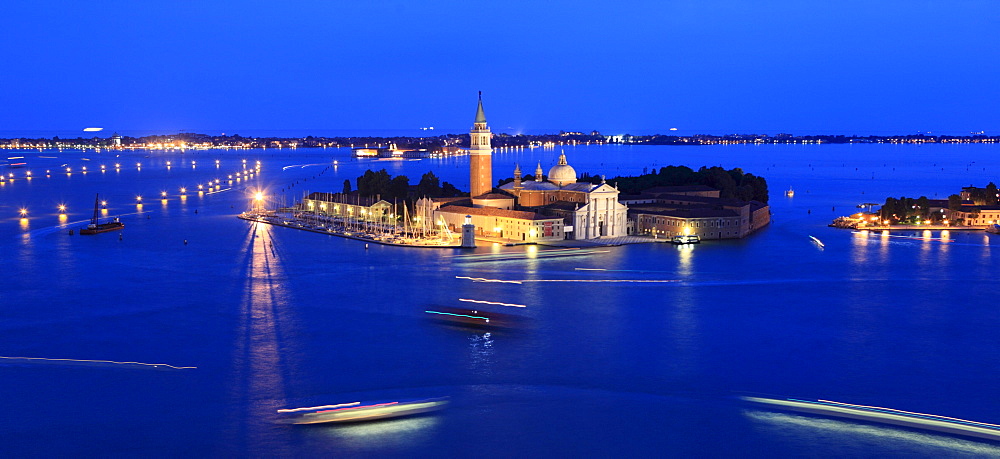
[{"left": 498, "top": 152, "right": 628, "bottom": 240}]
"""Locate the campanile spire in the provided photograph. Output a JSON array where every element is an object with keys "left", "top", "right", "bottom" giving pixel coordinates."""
[{"left": 469, "top": 92, "right": 493, "bottom": 197}]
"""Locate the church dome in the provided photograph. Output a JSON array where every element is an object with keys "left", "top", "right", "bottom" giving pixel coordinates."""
[{"left": 547, "top": 152, "right": 577, "bottom": 186}]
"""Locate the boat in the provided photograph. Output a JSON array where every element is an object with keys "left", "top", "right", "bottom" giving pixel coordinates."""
[
  {"left": 424, "top": 306, "right": 522, "bottom": 329},
  {"left": 671, "top": 234, "right": 701, "bottom": 244},
  {"left": 785, "top": 187, "right": 794, "bottom": 197},
  {"left": 986, "top": 224, "right": 1000, "bottom": 234},
  {"left": 743, "top": 396, "right": 1000, "bottom": 441},
  {"left": 79, "top": 194, "right": 124, "bottom": 235},
  {"left": 809, "top": 235, "right": 825, "bottom": 247},
  {"left": 278, "top": 398, "right": 449, "bottom": 424}
]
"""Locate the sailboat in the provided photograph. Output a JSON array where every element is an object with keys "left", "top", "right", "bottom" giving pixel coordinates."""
[{"left": 80, "top": 193, "right": 125, "bottom": 235}]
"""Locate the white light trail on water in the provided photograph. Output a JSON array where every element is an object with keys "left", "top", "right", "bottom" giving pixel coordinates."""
[
  {"left": 277, "top": 402, "right": 360, "bottom": 413},
  {"left": 459, "top": 298, "right": 526, "bottom": 308},
  {"left": 455, "top": 276, "right": 678, "bottom": 284},
  {"left": 575, "top": 268, "right": 679, "bottom": 273},
  {"left": 282, "top": 163, "right": 326, "bottom": 170},
  {"left": 520, "top": 279, "right": 680, "bottom": 283},
  {"left": 0, "top": 356, "right": 196, "bottom": 370},
  {"left": 455, "top": 276, "right": 522, "bottom": 284}
]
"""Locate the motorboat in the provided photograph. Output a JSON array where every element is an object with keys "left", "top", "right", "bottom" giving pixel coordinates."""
[
  {"left": 279, "top": 398, "right": 448, "bottom": 425},
  {"left": 671, "top": 235, "right": 700, "bottom": 244},
  {"left": 424, "top": 306, "right": 521, "bottom": 329},
  {"left": 743, "top": 396, "right": 1000, "bottom": 441}
]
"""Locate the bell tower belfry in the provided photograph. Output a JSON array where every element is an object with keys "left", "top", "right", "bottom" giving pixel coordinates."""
[{"left": 469, "top": 92, "right": 492, "bottom": 197}]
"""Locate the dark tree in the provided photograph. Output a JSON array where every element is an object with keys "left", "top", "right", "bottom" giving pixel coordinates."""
[
  {"left": 342, "top": 179, "right": 352, "bottom": 194},
  {"left": 417, "top": 171, "right": 442, "bottom": 198},
  {"left": 357, "top": 169, "right": 391, "bottom": 197},
  {"left": 986, "top": 182, "right": 998, "bottom": 205},
  {"left": 388, "top": 175, "right": 410, "bottom": 201},
  {"left": 948, "top": 194, "right": 963, "bottom": 211},
  {"left": 440, "top": 181, "right": 465, "bottom": 197}
]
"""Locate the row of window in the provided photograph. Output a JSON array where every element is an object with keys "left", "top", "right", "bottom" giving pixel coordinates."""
[{"left": 640, "top": 216, "right": 738, "bottom": 228}]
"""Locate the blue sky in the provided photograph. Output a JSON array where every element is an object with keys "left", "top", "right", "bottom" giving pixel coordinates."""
[{"left": 1, "top": 1, "right": 997, "bottom": 136}]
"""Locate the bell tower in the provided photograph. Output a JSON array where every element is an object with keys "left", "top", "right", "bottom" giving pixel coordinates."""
[{"left": 469, "top": 92, "right": 492, "bottom": 197}]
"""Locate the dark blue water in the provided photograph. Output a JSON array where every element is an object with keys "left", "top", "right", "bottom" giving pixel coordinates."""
[{"left": 1, "top": 144, "right": 998, "bottom": 456}]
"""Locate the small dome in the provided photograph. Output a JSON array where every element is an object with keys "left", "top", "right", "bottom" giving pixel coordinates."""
[{"left": 547, "top": 152, "right": 577, "bottom": 186}]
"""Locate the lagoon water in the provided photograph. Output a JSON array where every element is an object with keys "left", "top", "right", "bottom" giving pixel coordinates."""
[{"left": 1, "top": 143, "right": 999, "bottom": 456}]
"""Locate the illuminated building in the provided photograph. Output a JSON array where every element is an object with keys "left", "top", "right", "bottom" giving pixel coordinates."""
[
  {"left": 623, "top": 186, "right": 770, "bottom": 239},
  {"left": 468, "top": 92, "right": 492, "bottom": 198},
  {"left": 499, "top": 152, "right": 629, "bottom": 239}
]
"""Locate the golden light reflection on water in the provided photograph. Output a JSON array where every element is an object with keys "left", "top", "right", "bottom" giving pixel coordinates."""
[
  {"left": 877, "top": 231, "right": 890, "bottom": 264},
  {"left": 676, "top": 244, "right": 694, "bottom": 276},
  {"left": 850, "top": 231, "right": 870, "bottom": 268},
  {"left": 223, "top": 222, "right": 298, "bottom": 454},
  {"left": 918, "top": 231, "right": 933, "bottom": 267},
  {"left": 19, "top": 217, "right": 29, "bottom": 231}
]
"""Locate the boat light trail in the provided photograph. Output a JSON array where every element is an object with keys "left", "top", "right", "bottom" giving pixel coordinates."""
[
  {"left": 277, "top": 402, "right": 360, "bottom": 413},
  {"left": 455, "top": 276, "right": 679, "bottom": 284},
  {"left": 743, "top": 396, "right": 1000, "bottom": 441},
  {"left": 459, "top": 298, "right": 526, "bottom": 308},
  {"left": 815, "top": 399, "right": 1000, "bottom": 429},
  {"left": 455, "top": 276, "right": 523, "bottom": 284},
  {"left": 448, "top": 248, "right": 611, "bottom": 261},
  {"left": 0, "top": 356, "right": 196, "bottom": 370},
  {"left": 425, "top": 310, "right": 490, "bottom": 320},
  {"left": 312, "top": 402, "right": 399, "bottom": 414},
  {"left": 575, "top": 268, "right": 679, "bottom": 273},
  {"left": 520, "top": 279, "right": 680, "bottom": 283}
]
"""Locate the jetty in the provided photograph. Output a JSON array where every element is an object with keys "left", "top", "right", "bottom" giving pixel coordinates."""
[{"left": 238, "top": 211, "right": 465, "bottom": 248}]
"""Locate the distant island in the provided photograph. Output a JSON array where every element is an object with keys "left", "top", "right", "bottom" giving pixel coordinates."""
[
  {"left": 831, "top": 182, "right": 1000, "bottom": 230},
  {"left": 1, "top": 131, "right": 998, "bottom": 151}
]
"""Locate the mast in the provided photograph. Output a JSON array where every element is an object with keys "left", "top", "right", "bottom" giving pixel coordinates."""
[{"left": 92, "top": 193, "right": 100, "bottom": 225}]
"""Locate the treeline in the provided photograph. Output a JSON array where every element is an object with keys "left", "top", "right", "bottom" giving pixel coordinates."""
[
  {"left": 496, "top": 165, "right": 769, "bottom": 203},
  {"left": 608, "top": 166, "right": 769, "bottom": 203},
  {"left": 350, "top": 169, "right": 465, "bottom": 200},
  {"left": 880, "top": 196, "right": 936, "bottom": 223}
]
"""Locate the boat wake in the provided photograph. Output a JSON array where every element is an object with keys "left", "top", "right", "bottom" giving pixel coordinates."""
[
  {"left": 281, "top": 163, "right": 327, "bottom": 170},
  {"left": 0, "top": 355, "right": 196, "bottom": 371},
  {"left": 21, "top": 210, "right": 148, "bottom": 239}
]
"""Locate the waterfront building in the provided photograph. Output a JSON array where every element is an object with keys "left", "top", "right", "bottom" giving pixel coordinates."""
[
  {"left": 417, "top": 197, "right": 566, "bottom": 242},
  {"left": 301, "top": 192, "right": 394, "bottom": 223},
  {"left": 950, "top": 205, "right": 1000, "bottom": 226},
  {"left": 622, "top": 186, "right": 770, "bottom": 239},
  {"left": 352, "top": 145, "right": 429, "bottom": 159}
]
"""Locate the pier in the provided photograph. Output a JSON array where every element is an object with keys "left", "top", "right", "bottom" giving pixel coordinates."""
[{"left": 238, "top": 211, "right": 465, "bottom": 248}]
